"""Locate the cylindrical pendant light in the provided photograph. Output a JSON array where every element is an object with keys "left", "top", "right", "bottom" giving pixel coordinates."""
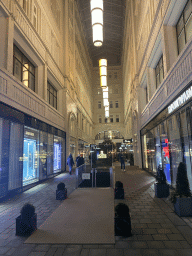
[
  {"left": 99, "top": 59, "right": 107, "bottom": 89},
  {"left": 105, "top": 106, "right": 109, "bottom": 118},
  {"left": 90, "top": 0, "right": 103, "bottom": 47}
]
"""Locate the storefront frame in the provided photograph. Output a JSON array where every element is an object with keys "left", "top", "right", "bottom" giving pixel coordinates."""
[
  {"left": 141, "top": 81, "right": 192, "bottom": 189},
  {"left": 0, "top": 101, "right": 66, "bottom": 200}
]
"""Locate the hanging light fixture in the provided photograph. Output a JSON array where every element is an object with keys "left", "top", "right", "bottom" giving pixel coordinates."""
[
  {"left": 99, "top": 59, "right": 107, "bottom": 89},
  {"left": 103, "top": 87, "right": 109, "bottom": 107},
  {"left": 105, "top": 106, "right": 109, "bottom": 118},
  {"left": 90, "top": 0, "right": 103, "bottom": 47}
]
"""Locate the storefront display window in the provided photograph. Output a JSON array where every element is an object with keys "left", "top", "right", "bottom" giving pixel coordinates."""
[
  {"left": 142, "top": 135, "right": 148, "bottom": 169},
  {"left": 155, "top": 125, "right": 162, "bottom": 170},
  {"left": 145, "top": 131, "right": 156, "bottom": 172},
  {"left": 8, "top": 122, "right": 23, "bottom": 190},
  {"left": 47, "top": 133, "right": 53, "bottom": 176},
  {"left": 54, "top": 136, "right": 62, "bottom": 172},
  {"left": 180, "top": 108, "right": 192, "bottom": 190},
  {"left": 23, "top": 127, "right": 39, "bottom": 184},
  {"left": 39, "top": 131, "right": 48, "bottom": 180},
  {"left": 160, "top": 121, "right": 171, "bottom": 184},
  {"left": 167, "top": 114, "right": 182, "bottom": 186}
]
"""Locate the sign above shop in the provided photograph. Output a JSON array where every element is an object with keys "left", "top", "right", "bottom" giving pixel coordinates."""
[
  {"left": 123, "top": 139, "right": 132, "bottom": 143},
  {"left": 168, "top": 85, "right": 192, "bottom": 114}
]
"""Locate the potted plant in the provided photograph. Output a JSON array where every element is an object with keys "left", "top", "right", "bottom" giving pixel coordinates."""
[
  {"left": 114, "top": 181, "right": 124, "bottom": 199},
  {"left": 154, "top": 165, "right": 169, "bottom": 198},
  {"left": 115, "top": 203, "right": 132, "bottom": 237},
  {"left": 56, "top": 182, "right": 67, "bottom": 200},
  {"left": 16, "top": 203, "right": 37, "bottom": 236},
  {"left": 171, "top": 162, "right": 192, "bottom": 217}
]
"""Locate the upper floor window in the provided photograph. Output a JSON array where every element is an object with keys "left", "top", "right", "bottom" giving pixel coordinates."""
[
  {"left": 116, "top": 115, "right": 119, "bottom": 122},
  {"left": 115, "top": 101, "right": 119, "bottom": 108},
  {"left": 98, "top": 101, "right": 101, "bottom": 109},
  {"left": 110, "top": 115, "right": 113, "bottom": 123},
  {"left": 155, "top": 55, "right": 164, "bottom": 88},
  {"left": 105, "top": 118, "right": 108, "bottom": 123},
  {"left": 13, "top": 45, "right": 35, "bottom": 92},
  {"left": 110, "top": 101, "right": 113, "bottom": 108},
  {"left": 114, "top": 72, "right": 117, "bottom": 79},
  {"left": 99, "top": 116, "right": 102, "bottom": 123},
  {"left": 176, "top": 0, "right": 192, "bottom": 54},
  {"left": 47, "top": 81, "right": 57, "bottom": 109}
]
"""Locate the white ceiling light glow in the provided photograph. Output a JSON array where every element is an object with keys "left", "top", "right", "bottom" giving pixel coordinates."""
[
  {"left": 90, "top": 0, "right": 103, "bottom": 47},
  {"left": 99, "top": 59, "right": 107, "bottom": 89}
]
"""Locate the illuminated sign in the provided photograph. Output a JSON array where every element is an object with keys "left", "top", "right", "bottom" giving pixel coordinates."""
[
  {"left": 82, "top": 173, "right": 90, "bottom": 180},
  {"left": 25, "top": 131, "right": 34, "bottom": 136},
  {"left": 168, "top": 85, "right": 192, "bottom": 114}
]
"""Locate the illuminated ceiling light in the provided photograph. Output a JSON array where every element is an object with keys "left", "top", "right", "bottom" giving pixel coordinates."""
[
  {"left": 103, "top": 90, "right": 109, "bottom": 107},
  {"left": 103, "top": 98, "right": 109, "bottom": 107},
  {"left": 105, "top": 105, "right": 109, "bottom": 118},
  {"left": 90, "top": 0, "right": 103, "bottom": 47},
  {"left": 99, "top": 59, "right": 107, "bottom": 89}
]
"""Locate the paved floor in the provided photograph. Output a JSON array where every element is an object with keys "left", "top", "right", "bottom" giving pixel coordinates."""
[{"left": 0, "top": 164, "right": 192, "bottom": 255}]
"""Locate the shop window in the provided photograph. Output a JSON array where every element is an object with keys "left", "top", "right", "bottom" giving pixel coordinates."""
[
  {"left": 98, "top": 101, "right": 101, "bottom": 109},
  {"left": 110, "top": 101, "right": 113, "bottom": 108},
  {"left": 54, "top": 136, "right": 62, "bottom": 173},
  {"left": 110, "top": 115, "right": 113, "bottom": 123},
  {"left": 47, "top": 81, "right": 57, "bottom": 109},
  {"left": 47, "top": 133, "right": 54, "bottom": 176},
  {"left": 116, "top": 115, "right": 119, "bottom": 122},
  {"left": 39, "top": 131, "right": 48, "bottom": 179},
  {"left": 23, "top": 127, "right": 39, "bottom": 185},
  {"left": 8, "top": 122, "right": 23, "bottom": 190},
  {"left": 155, "top": 55, "right": 164, "bottom": 88},
  {"left": 13, "top": 45, "right": 35, "bottom": 92},
  {"left": 176, "top": 0, "right": 192, "bottom": 54},
  {"left": 115, "top": 101, "right": 119, "bottom": 108}
]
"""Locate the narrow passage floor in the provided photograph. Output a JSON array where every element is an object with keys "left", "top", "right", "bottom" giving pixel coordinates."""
[{"left": 0, "top": 164, "right": 192, "bottom": 255}]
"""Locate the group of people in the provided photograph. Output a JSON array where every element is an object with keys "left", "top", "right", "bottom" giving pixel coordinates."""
[{"left": 66, "top": 153, "right": 84, "bottom": 175}]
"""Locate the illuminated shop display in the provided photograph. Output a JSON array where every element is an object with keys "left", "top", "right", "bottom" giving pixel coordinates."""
[
  {"left": 54, "top": 136, "right": 62, "bottom": 172},
  {"left": 0, "top": 101, "right": 66, "bottom": 199},
  {"left": 23, "top": 139, "right": 37, "bottom": 182},
  {"left": 23, "top": 127, "right": 39, "bottom": 183}
]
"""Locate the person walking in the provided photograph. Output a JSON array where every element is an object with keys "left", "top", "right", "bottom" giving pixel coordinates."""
[
  {"left": 67, "top": 153, "right": 74, "bottom": 175},
  {"left": 120, "top": 154, "right": 125, "bottom": 172},
  {"left": 76, "top": 154, "right": 81, "bottom": 167}
]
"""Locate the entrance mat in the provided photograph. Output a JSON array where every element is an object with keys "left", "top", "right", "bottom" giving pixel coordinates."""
[{"left": 25, "top": 188, "right": 115, "bottom": 244}]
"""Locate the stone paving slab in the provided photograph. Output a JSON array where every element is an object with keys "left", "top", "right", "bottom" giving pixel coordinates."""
[{"left": 0, "top": 165, "right": 192, "bottom": 255}]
